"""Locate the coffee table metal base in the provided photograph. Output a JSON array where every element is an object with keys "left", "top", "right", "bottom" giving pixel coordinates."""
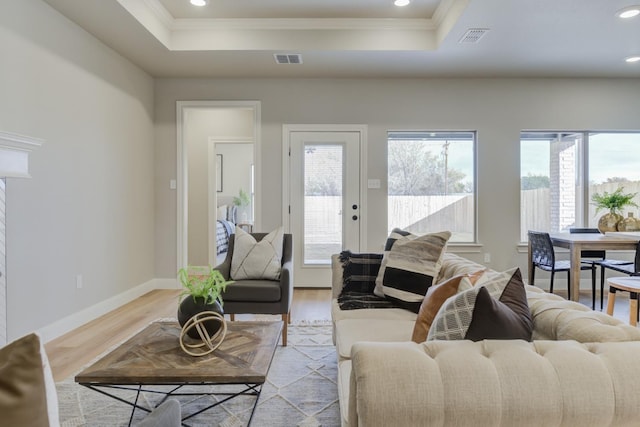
[{"left": 80, "top": 382, "right": 263, "bottom": 427}]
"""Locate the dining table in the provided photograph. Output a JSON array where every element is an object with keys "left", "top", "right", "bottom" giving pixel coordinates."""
[{"left": 528, "top": 232, "right": 640, "bottom": 302}]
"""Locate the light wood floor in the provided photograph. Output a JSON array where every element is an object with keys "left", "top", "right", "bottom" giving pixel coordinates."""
[{"left": 45, "top": 288, "right": 333, "bottom": 382}]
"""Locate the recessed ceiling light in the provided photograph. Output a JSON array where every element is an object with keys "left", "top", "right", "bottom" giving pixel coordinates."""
[
  {"left": 394, "top": 0, "right": 410, "bottom": 6},
  {"left": 616, "top": 6, "right": 640, "bottom": 18},
  {"left": 625, "top": 56, "right": 640, "bottom": 63},
  {"left": 190, "top": 0, "right": 207, "bottom": 6}
]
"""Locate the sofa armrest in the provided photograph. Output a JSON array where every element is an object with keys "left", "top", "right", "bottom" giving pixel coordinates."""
[
  {"left": 331, "top": 254, "right": 343, "bottom": 300},
  {"left": 349, "top": 339, "right": 640, "bottom": 427},
  {"left": 349, "top": 342, "right": 443, "bottom": 427}
]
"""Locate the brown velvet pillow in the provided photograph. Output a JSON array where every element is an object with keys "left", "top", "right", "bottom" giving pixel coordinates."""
[
  {"left": 464, "top": 270, "right": 533, "bottom": 341},
  {"left": 0, "top": 333, "right": 51, "bottom": 427},
  {"left": 428, "top": 268, "right": 533, "bottom": 342},
  {"left": 411, "top": 270, "right": 485, "bottom": 343}
]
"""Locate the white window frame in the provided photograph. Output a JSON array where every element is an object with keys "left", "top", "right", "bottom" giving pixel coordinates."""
[{"left": 520, "top": 130, "right": 640, "bottom": 242}]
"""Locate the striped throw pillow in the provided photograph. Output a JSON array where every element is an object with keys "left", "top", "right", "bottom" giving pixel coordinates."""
[
  {"left": 373, "top": 228, "right": 417, "bottom": 297},
  {"left": 376, "top": 230, "right": 451, "bottom": 313}
]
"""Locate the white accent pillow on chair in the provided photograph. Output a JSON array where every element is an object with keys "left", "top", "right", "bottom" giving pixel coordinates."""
[{"left": 231, "top": 226, "right": 284, "bottom": 280}]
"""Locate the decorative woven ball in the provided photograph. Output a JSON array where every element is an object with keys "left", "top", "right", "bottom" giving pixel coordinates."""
[{"left": 179, "top": 311, "right": 227, "bottom": 357}]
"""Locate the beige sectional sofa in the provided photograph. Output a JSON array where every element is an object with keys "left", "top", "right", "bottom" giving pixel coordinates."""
[{"left": 331, "top": 252, "right": 640, "bottom": 427}]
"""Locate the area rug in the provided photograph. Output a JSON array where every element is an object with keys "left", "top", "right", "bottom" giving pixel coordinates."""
[{"left": 56, "top": 322, "right": 339, "bottom": 427}]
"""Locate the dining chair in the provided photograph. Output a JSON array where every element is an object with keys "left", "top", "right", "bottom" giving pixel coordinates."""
[
  {"left": 569, "top": 227, "right": 634, "bottom": 309},
  {"left": 528, "top": 231, "right": 597, "bottom": 307},
  {"left": 599, "top": 241, "right": 640, "bottom": 280}
]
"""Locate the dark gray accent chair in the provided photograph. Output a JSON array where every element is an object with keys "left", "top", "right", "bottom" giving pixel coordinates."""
[{"left": 215, "top": 232, "right": 293, "bottom": 346}]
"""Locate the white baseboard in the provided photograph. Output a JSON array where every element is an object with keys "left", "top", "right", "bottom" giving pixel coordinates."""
[{"left": 38, "top": 278, "right": 180, "bottom": 343}]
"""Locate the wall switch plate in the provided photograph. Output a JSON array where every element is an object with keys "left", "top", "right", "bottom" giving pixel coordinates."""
[
  {"left": 368, "top": 179, "right": 381, "bottom": 189},
  {"left": 76, "top": 274, "right": 83, "bottom": 289},
  {"left": 170, "top": 179, "right": 177, "bottom": 190},
  {"left": 484, "top": 253, "right": 491, "bottom": 263}
]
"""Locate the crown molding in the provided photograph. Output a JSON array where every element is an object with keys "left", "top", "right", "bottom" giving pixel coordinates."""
[
  {"left": 116, "top": 0, "right": 468, "bottom": 51},
  {"left": 141, "top": 0, "right": 174, "bottom": 28},
  {"left": 171, "top": 17, "right": 436, "bottom": 31},
  {"left": 0, "top": 131, "right": 44, "bottom": 178}
]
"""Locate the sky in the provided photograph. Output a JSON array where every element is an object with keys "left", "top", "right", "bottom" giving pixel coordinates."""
[
  {"left": 392, "top": 132, "right": 640, "bottom": 186},
  {"left": 421, "top": 140, "right": 474, "bottom": 184},
  {"left": 521, "top": 133, "right": 640, "bottom": 184}
]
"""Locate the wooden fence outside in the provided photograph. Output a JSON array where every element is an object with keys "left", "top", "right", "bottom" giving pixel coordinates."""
[{"left": 305, "top": 181, "right": 640, "bottom": 245}]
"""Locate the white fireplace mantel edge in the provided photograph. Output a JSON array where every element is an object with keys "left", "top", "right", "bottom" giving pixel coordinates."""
[
  {"left": 0, "top": 130, "right": 43, "bottom": 346},
  {"left": 0, "top": 130, "right": 44, "bottom": 178}
]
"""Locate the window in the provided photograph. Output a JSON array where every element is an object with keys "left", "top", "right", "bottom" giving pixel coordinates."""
[
  {"left": 520, "top": 131, "right": 640, "bottom": 241},
  {"left": 387, "top": 131, "right": 476, "bottom": 243}
]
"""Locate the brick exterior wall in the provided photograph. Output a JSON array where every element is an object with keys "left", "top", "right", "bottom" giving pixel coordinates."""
[{"left": 550, "top": 138, "right": 576, "bottom": 232}]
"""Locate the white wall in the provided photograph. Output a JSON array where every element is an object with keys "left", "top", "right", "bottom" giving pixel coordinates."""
[
  {"left": 0, "top": 0, "right": 155, "bottom": 340},
  {"left": 155, "top": 77, "right": 640, "bottom": 279}
]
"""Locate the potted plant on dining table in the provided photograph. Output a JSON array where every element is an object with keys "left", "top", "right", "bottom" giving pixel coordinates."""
[{"left": 591, "top": 186, "right": 638, "bottom": 233}]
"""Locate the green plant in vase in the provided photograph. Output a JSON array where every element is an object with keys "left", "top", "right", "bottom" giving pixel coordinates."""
[
  {"left": 177, "top": 266, "right": 233, "bottom": 338},
  {"left": 233, "top": 188, "right": 251, "bottom": 208},
  {"left": 591, "top": 186, "right": 638, "bottom": 233},
  {"left": 233, "top": 188, "right": 251, "bottom": 222}
]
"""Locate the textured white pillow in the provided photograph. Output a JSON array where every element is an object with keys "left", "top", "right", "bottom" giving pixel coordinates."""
[
  {"left": 216, "top": 205, "right": 228, "bottom": 220},
  {"left": 231, "top": 226, "right": 284, "bottom": 280}
]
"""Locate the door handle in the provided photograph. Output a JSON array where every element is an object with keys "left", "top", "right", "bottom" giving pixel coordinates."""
[
  {"left": 352, "top": 215, "right": 358, "bottom": 221},
  {"left": 352, "top": 204, "right": 358, "bottom": 210}
]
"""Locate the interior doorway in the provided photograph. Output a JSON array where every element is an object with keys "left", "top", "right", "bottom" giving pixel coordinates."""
[
  {"left": 283, "top": 125, "right": 368, "bottom": 287},
  {"left": 176, "top": 101, "right": 261, "bottom": 271}
]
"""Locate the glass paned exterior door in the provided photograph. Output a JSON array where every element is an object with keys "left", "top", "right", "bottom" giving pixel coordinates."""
[{"left": 289, "top": 130, "right": 360, "bottom": 287}]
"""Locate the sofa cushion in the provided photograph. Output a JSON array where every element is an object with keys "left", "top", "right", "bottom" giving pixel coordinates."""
[
  {"left": 376, "top": 231, "right": 451, "bottom": 313},
  {"left": 331, "top": 300, "right": 417, "bottom": 323},
  {"left": 223, "top": 279, "right": 281, "bottom": 302},
  {"left": 231, "top": 226, "right": 283, "bottom": 280},
  {"left": 0, "top": 333, "right": 59, "bottom": 427},
  {"left": 428, "top": 268, "right": 533, "bottom": 341},
  {"left": 411, "top": 270, "right": 485, "bottom": 343},
  {"left": 335, "top": 318, "right": 416, "bottom": 360}
]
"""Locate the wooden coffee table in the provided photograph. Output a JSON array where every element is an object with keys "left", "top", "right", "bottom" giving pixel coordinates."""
[{"left": 75, "top": 320, "right": 282, "bottom": 426}]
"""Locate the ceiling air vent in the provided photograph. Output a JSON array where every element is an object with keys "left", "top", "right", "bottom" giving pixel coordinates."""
[
  {"left": 459, "top": 28, "right": 489, "bottom": 44},
  {"left": 274, "top": 54, "right": 303, "bottom": 64}
]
